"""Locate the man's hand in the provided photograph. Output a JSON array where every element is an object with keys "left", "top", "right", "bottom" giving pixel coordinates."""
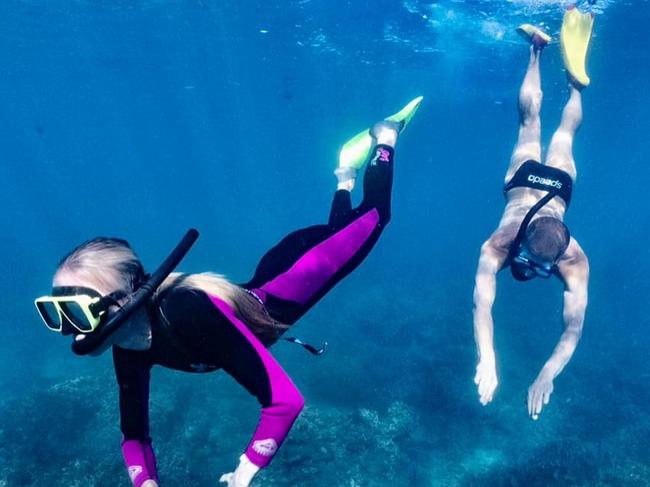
[
  {"left": 474, "top": 359, "right": 498, "bottom": 405},
  {"left": 524, "top": 238, "right": 588, "bottom": 421},
  {"left": 141, "top": 481, "right": 159, "bottom": 487},
  {"left": 527, "top": 371, "right": 554, "bottom": 420}
]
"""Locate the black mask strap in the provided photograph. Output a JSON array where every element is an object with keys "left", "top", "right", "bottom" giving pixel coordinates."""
[{"left": 89, "top": 291, "right": 128, "bottom": 317}]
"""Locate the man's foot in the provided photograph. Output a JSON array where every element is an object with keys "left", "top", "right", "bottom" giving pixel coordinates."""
[{"left": 516, "top": 24, "right": 551, "bottom": 50}]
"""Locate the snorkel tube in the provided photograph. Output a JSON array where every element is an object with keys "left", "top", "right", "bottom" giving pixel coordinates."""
[
  {"left": 509, "top": 192, "right": 556, "bottom": 282},
  {"left": 72, "top": 228, "right": 199, "bottom": 356}
]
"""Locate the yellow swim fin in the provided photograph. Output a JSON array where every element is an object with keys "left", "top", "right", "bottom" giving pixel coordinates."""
[
  {"left": 338, "top": 129, "right": 373, "bottom": 171},
  {"left": 338, "top": 96, "right": 423, "bottom": 170},
  {"left": 385, "top": 95, "right": 424, "bottom": 130},
  {"left": 560, "top": 6, "right": 595, "bottom": 88}
]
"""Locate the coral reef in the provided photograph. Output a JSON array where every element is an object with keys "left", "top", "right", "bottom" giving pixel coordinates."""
[{"left": 2, "top": 290, "right": 650, "bottom": 486}]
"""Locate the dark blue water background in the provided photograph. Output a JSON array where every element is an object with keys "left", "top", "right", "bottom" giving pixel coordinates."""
[{"left": 1, "top": 0, "right": 649, "bottom": 485}]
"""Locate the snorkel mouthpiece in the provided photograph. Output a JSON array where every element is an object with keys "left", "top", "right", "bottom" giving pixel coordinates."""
[{"left": 71, "top": 228, "right": 199, "bottom": 356}]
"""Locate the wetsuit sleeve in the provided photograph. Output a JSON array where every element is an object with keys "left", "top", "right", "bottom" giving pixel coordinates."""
[
  {"left": 113, "top": 347, "right": 159, "bottom": 486},
  {"left": 208, "top": 295, "right": 305, "bottom": 468}
]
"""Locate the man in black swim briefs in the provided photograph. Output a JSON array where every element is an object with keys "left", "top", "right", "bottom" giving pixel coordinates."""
[{"left": 472, "top": 24, "right": 590, "bottom": 420}]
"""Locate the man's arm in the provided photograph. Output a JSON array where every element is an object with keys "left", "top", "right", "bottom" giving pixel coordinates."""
[
  {"left": 527, "top": 238, "right": 589, "bottom": 419},
  {"left": 473, "top": 239, "right": 507, "bottom": 405}
]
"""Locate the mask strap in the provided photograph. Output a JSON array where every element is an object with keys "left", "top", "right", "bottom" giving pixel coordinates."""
[
  {"left": 89, "top": 291, "right": 128, "bottom": 316},
  {"left": 283, "top": 336, "right": 328, "bottom": 356}
]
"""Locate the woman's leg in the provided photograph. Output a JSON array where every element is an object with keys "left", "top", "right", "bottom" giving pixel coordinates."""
[
  {"left": 505, "top": 44, "right": 544, "bottom": 184},
  {"left": 544, "top": 86, "right": 582, "bottom": 182},
  {"left": 244, "top": 124, "right": 397, "bottom": 324}
]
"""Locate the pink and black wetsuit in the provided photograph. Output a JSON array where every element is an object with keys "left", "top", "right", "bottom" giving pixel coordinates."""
[{"left": 114, "top": 145, "right": 394, "bottom": 486}]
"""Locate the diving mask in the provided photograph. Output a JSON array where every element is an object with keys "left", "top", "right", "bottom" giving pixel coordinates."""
[
  {"left": 35, "top": 286, "right": 126, "bottom": 334},
  {"left": 511, "top": 246, "right": 555, "bottom": 280}
]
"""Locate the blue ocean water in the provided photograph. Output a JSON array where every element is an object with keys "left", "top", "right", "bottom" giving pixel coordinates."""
[{"left": 1, "top": 0, "right": 649, "bottom": 485}]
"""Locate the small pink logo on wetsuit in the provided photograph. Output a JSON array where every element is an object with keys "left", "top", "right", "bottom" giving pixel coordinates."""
[
  {"left": 252, "top": 438, "right": 278, "bottom": 457},
  {"left": 371, "top": 147, "right": 391, "bottom": 165}
]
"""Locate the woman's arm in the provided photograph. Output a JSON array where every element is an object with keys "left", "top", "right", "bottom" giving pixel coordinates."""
[
  {"left": 158, "top": 288, "right": 304, "bottom": 485},
  {"left": 113, "top": 347, "right": 158, "bottom": 487},
  {"left": 208, "top": 295, "right": 304, "bottom": 477}
]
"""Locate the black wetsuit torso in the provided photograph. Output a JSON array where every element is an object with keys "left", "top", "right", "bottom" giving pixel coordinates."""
[{"left": 114, "top": 288, "right": 252, "bottom": 439}]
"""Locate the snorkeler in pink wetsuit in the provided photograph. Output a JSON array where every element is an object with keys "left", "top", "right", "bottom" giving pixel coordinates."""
[{"left": 36, "top": 120, "right": 405, "bottom": 486}]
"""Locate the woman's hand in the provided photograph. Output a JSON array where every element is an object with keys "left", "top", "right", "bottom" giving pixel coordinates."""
[
  {"left": 219, "top": 455, "right": 260, "bottom": 487},
  {"left": 141, "top": 481, "right": 159, "bottom": 487},
  {"left": 219, "top": 472, "right": 244, "bottom": 487}
]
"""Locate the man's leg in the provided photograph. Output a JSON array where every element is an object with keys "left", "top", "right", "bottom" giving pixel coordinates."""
[
  {"left": 544, "top": 86, "right": 582, "bottom": 182},
  {"left": 505, "top": 44, "right": 544, "bottom": 183}
]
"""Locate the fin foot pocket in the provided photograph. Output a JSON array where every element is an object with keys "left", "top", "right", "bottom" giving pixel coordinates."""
[{"left": 338, "top": 96, "right": 423, "bottom": 170}]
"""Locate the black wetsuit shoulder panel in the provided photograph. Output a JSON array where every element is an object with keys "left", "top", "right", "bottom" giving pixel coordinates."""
[
  {"left": 114, "top": 286, "right": 275, "bottom": 441},
  {"left": 151, "top": 287, "right": 233, "bottom": 371}
]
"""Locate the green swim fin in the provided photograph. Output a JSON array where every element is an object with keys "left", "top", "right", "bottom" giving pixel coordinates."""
[
  {"left": 338, "top": 96, "right": 423, "bottom": 170},
  {"left": 385, "top": 95, "right": 424, "bottom": 129},
  {"left": 560, "top": 6, "right": 595, "bottom": 88}
]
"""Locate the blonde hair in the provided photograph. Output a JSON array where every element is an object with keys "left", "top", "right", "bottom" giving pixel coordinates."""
[
  {"left": 156, "top": 272, "right": 287, "bottom": 345},
  {"left": 55, "top": 238, "right": 144, "bottom": 294},
  {"left": 56, "top": 238, "right": 286, "bottom": 345}
]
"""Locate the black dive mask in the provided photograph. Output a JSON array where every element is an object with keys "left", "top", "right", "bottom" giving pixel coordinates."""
[
  {"left": 508, "top": 190, "right": 564, "bottom": 283},
  {"left": 510, "top": 246, "right": 555, "bottom": 281}
]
